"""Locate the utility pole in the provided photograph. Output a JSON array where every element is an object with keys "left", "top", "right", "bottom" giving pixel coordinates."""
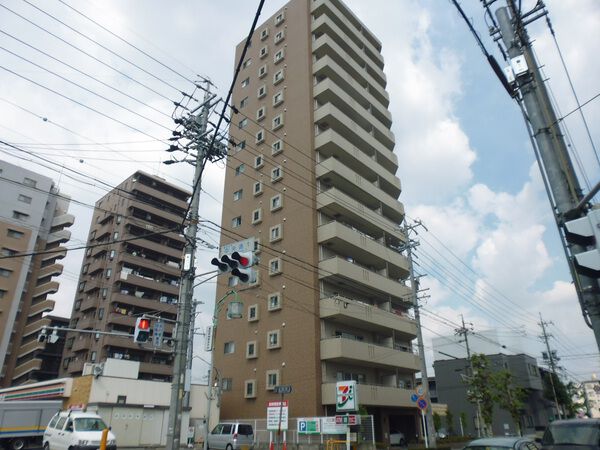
[
  {"left": 404, "top": 221, "right": 436, "bottom": 448},
  {"left": 455, "top": 315, "right": 482, "bottom": 437},
  {"left": 491, "top": 1, "right": 600, "bottom": 349},
  {"left": 539, "top": 313, "right": 563, "bottom": 420},
  {"left": 165, "top": 81, "right": 226, "bottom": 450}
]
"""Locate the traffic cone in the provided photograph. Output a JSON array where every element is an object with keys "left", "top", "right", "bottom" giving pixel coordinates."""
[
  {"left": 282, "top": 442, "right": 286, "bottom": 450},
  {"left": 269, "top": 442, "right": 274, "bottom": 450}
]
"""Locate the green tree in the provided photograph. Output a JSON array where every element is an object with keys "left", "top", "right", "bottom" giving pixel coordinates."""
[
  {"left": 542, "top": 371, "right": 575, "bottom": 418},
  {"left": 433, "top": 412, "right": 442, "bottom": 432},
  {"left": 465, "top": 354, "right": 495, "bottom": 436},
  {"left": 445, "top": 410, "right": 454, "bottom": 435},
  {"left": 492, "top": 370, "right": 527, "bottom": 436}
]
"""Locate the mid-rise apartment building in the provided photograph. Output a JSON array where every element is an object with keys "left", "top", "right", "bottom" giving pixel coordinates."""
[
  {"left": 0, "top": 161, "right": 74, "bottom": 387},
  {"left": 61, "top": 171, "right": 190, "bottom": 381},
  {"left": 213, "top": 0, "right": 419, "bottom": 439}
]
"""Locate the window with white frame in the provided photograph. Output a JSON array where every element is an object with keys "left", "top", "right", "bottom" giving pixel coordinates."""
[
  {"left": 257, "top": 84, "right": 267, "bottom": 99},
  {"left": 241, "top": 77, "right": 250, "bottom": 87},
  {"left": 244, "top": 379, "right": 256, "bottom": 398},
  {"left": 271, "top": 139, "right": 283, "bottom": 155},
  {"left": 253, "top": 238, "right": 261, "bottom": 254},
  {"left": 274, "top": 30, "right": 285, "bottom": 44},
  {"left": 238, "top": 118, "right": 248, "bottom": 129},
  {"left": 270, "top": 194, "right": 282, "bottom": 211},
  {"left": 260, "top": 28, "right": 269, "bottom": 40},
  {"left": 243, "top": 58, "right": 252, "bottom": 69},
  {"left": 254, "top": 154, "right": 264, "bottom": 169},
  {"left": 272, "top": 91, "right": 284, "bottom": 107},
  {"left": 253, "top": 181, "right": 263, "bottom": 196},
  {"left": 233, "top": 189, "right": 243, "bottom": 201},
  {"left": 270, "top": 224, "right": 282, "bottom": 242},
  {"left": 224, "top": 341, "right": 235, "bottom": 354},
  {"left": 271, "top": 166, "right": 283, "bottom": 182},
  {"left": 18, "top": 194, "right": 32, "bottom": 204},
  {"left": 275, "top": 11, "right": 285, "bottom": 26},
  {"left": 273, "top": 69, "right": 284, "bottom": 84},
  {"left": 240, "top": 97, "right": 248, "bottom": 108},
  {"left": 266, "top": 370, "right": 280, "bottom": 390},
  {"left": 269, "top": 258, "right": 282, "bottom": 275},
  {"left": 272, "top": 114, "right": 284, "bottom": 130},
  {"left": 260, "top": 45, "right": 268, "bottom": 59},
  {"left": 246, "top": 341, "right": 257, "bottom": 358},
  {"left": 232, "top": 216, "right": 242, "bottom": 228},
  {"left": 105, "top": 268, "right": 112, "bottom": 279},
  {"left": 267, "top": 329, "right": 281, "bottom": 349},
  {"left": 268, "top": 292, "right": 282, "bottom": 311},
  {"left": 274, "top": 49, "right": 285, "bottom": 64},
  {"left": 256, "top": 106, "right": 266, "bottom": 121},
  {"left": 255, "top": 129, "right": 265, "bottom": 144},
  {"left": 252, "top": 208, "right": 262, "bottom": 225},
  {"left": 248, "top": 304, "right": 259, "bottom": 321},
  {"left": 258, "top": 64, "right": 268, "bottom": 78}
]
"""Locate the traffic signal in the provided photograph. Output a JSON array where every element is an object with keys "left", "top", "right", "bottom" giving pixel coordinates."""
[
  {"left": 564, "top": 209, "right": 600, "bottom": 276},
  {"left": 230, "top": 251, "right": 257, "bottom": 284},
  {"left": 37, "top": 327, "right": 48, "bottom": 343},
  {"left": 134, "top": 317, "right": 151, "bottom": 343},
  {"left": 211, "top": 254, "right": 234, "bottom": 274}
]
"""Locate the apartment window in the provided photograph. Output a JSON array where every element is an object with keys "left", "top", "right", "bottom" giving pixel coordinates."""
[
  {"left": 270, "top": 224, "right": 282, "bottom": 242},
  {"left": 86, "top": 248, "right": 92, "bottom": 257},
  {"left": 240, "top": 97, "right": 248, "bottom": 108},
  {"left": 12, "top": 211, "right": 29, "bottom": 220},
  {"left": 260, "top": 28, "right": 269, "bottom": 40},
  {"left": 233, "top": 189, "right": 243, "bottom": 201},
  {"left": 1, "top": 248, "right": 16, "bottom": 257},
  {"left": 248, "top": 304, "right": 259, "bottom": 322},
  {"left": 109, "top": 249, "right": 116, "bottom": 260},
  {"left": 101, "top": 288, "right": 108, "bottom": 299},
  {"left": 241, "top": 77, "right": 250, "bottom": 88},
  {"left": 253, "top": 181, "right": 263, "bottom": 196},
  {"left": 257, "top": 84, "right": 267, "bottom": 99},
  {"left": 273, "top": 68, "right": 284, "bottom": 85},
  {"left": 269, "top": 258, "right": 282, "bottom": 275},
  {"left": 270, "top": 194, "right": 283, "bottom": 212},
  {"left": 259, "top": 45, "right": 268, "bottom": 59},
  {"left": 271, "top": 139, "right": 283, "bottom": 155},
  {"left": 105, "top": 268, "right": 112, "bottom": 279},
  {"left": 254, "top": 154, "right": 264, "bottom": 169},
  {"left": 258, "top": 64, "right": 268, "bottom": 79},
  {"left": 275, "top": 11, "right": 285, "bottom": 26},
  {"left": 266, "top": 370, "right": 279, "bottom": 390},
  {"left": 246, "top": 341, "right": 257, "bottom": 359},
  {"left": 82, "top": 263, "right": 89, "bottom": 274},
  {"left": 0, "top": 290, "right": 5, "bottom": 299},
  {"left": 244, "top": 380, "right": 256, "bottom": 398},
  {"left": 0, "top": 268, "right": 12, "bottom": 278},
  {"left": 255, "top": 130, "right": 265, "bottom": 146},
  {"left": 273, "top": 91, "right": 284, "bottom": 107},
  {"left": 253, "top": 238, "right": 261, "bottom": 254},
  {"left": 272, "top": 114, "right": 284, "bottom": 130},
  {"left": 274, "top": 30, "right": 285, "bottom": 44},
  {"left": 242, "top": 58, "right": 252, "bottom": 69},
  {"left": 113, "top": 232, "right": 119, "bottom": 240},
  {"left": 232, "top": 216, "right": 242, "bottom": 228},
  {"left": 116, "top": 215, "right": 122, "bottom": 224},
  {"left": 237, "top": 140, "right": 246, "bottom": 151},
  {"left": 224, "top": 341, "right": 235, "bottom": 354},
  {"left": 267, "top": 329, "right": 281, "bottom": 349},
  {"left": 252, "top": 208, "right": 262, "bottom": 225},
  {"left": 18, "top": 194, "right": 32, "bottom": 204},
  {"left": 74, "top": 299, "right": 81, "bottom": 310},
  {"left": 238, "top": 118, "right": 248, "bottom": 129},
  {"left": 268, "top": 292, "right": 282, "bottom": 311},
  {"left": 23, "top": 177, "right": 37, "bottom": 188},
  {"left": 98, "top": 307, "right": 104, "bottom": 319},
  {"left": 7, "top": 229, "right": 24, "bottom": 239},
  {"left": 78, "top": 281, "right": 86, "bottom": 292},
  {"left": 274, "top": 49, "right": 285, "bottom": 64},
  {"left": 271, "top": 166, "right": 283, "bottom": 182},
  {"left": 221, "top": 378, "right": 233, "bottom": 391},
  {"left": 235, "top": 164, "right": 246, "bottom": 176},
  {"left": 256, "top": 106, "right": 266, "bottom": 121},
  {"left": 90, "top": 230, "right": 97, "bottom": 240}
]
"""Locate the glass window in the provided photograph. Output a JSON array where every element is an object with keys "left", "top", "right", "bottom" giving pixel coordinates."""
[
  {"left": 272, "top": 114, "right": 284, "bottom": 130},
  {"left": 18, "top": 194, "right": 32, "bottom": 204},
  {"left": 258, "top": 65, "right": 268, "bottom": 79},
  {"left": 274, "top": 30, "right": 285, "bottom": 44},
  {"left": 238, "top": 118, "right": 248, "bottom": 129},
  {"left": 269, "top": 258, "right": 281, "bottom": 275},
  {"left": 240, "top": 97, "right": 248, "bottom": 108},
  {"left": 259, "top": 46, "right": 268, "bottom": 58},
  {"left": 23, "top": 177, "right": 37, "bottom": 188},
  {"left": 233, "top": 189, "right": 243, "bottom": 201},
  {"left": 270, "top": 194, "right": 282, "bottom": 211},
  {"left": 271, "top": 166, "right": 282, "bottom": 182},
  {"left": 266, "top": 370, "right": 279, "bottom": 389},
  {"left": 248, "top": 304, "right": 258, "bottom": 321},
  {"left": 235, "top": 164, "right": 246, "bottom": 176},
  {"left": 274, "top": 49, "right": 285, "bottom": 64},
  {"left": 256, "top": 107, "right": 266, "bottom": 121},
  {"left": 275, "top": 11, "right": 285, "bottom": 26},
  {"left": 273, "top": 69, "right": 284, "bottom": 85},
  {"left": 254, "top": 155, "right": 264, "bottom": 168},
  {"left": 270, "top": 224, "right": 282, "bottom": 242},
  {"left": 242, "top": 58, "right": 252, "bottom": 69},
  {"left": 241, "top": 77, "right": 250, "bottom": 88},
  {"left": 7, "top": 229, "right": 24, "bottom": 239},
  {"left": 268, "top": 292, "right": 281, "bottom": 310},
  {"left": 224, "top": 341, "right": 235, "bottom": 354},
  {"left": 273, "top": 91, "right": 284, "bottom": 107},
  {"left": 221, "top": 378, "right": 233, "bottom": 391},
  {"left": 257, "top": 84, "right": 267, "bottom": 99},
  {"left": 232, "top": 216, "right": 242, "bottom": 228},
  {"left": 13, "top": 211, "right": 29, "bottom": 220},
  {"left": 246, "top": 341, "right": 257, "bottom": 358},
  {"left": 253, "top": 182, "right": 263, "bottom": 196},
  {"left": 252, "top": 208, "right": 262, "bottom": 224},
  {"left": 245, "top": 380, "right": 256, "bottom": 398},
  {"left": 267, "top": 330, "right": 280, "bottom": 349},
  {"left": 260, "top": 28, "right": 269, "bottom": 40},
  {"left": 74, "top": 418, "right": 107, "bottom": 432},
  {"left": 0, "top": 268, "right": 12, "bottom": 278}
]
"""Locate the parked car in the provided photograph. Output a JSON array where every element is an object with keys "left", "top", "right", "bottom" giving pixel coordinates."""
[
  {"left": 541, "top": 418, "right": 600, "bottom": 450},
  {"left": 389, "top": 430, "right": 406, "bottom": 446},
  {"left": 43, "top": 410, "right": 116, "bottom": 450},
  {"left": 463, "top": 437, "right": 539, "bottom": 450},
  {"left": 206, "top": 422, "right": 254, "bottom": 450}
]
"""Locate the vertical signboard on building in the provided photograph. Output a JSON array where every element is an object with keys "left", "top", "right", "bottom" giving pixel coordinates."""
[{"left": 336, "top": 381, "right": 358, "bottom": 412}]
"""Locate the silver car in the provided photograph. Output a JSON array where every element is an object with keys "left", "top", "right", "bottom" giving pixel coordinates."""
[{"left": 207, "top": 423, "right": 254, "bottom": 450}]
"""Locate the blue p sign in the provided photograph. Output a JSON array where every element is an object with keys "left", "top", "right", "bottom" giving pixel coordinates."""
[{"left": 299, "top": 421, "right": 307, "bottom": 433}]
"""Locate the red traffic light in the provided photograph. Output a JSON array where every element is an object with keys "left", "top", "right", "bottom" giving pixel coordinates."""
[
  {"left": 231, "top": 251, "right": 253, "bottom": 268},
  {"left": 138, "top": 318, "right": 150, "bottom": 330}
]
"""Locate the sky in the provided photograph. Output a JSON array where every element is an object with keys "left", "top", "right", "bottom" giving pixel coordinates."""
[{"left": 0, "top": 0, "right": 598, "bottom": 385}]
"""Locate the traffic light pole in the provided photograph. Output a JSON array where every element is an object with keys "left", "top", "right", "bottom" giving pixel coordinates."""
[{"left": 166, "top": 86, "right": 212, "bottom": 450}]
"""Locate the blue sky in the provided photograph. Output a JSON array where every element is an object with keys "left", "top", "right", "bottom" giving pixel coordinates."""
[{"left": 0, "top": 0, "right": 598, "bottom": 382}]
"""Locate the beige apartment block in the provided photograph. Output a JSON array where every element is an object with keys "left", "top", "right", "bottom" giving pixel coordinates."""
[
  {"left": 213, "top": 0, "right": 420, "bottom": 439},
  {"left": 60, "top": 171, "right": 190, "bottom": 381},
  {"left": 0, "top": 161, "right": 74, "bottom": 387}
]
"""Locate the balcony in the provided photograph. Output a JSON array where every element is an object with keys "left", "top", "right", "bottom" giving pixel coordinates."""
[
  {"left": 51, "top": 213, "right": 75, "bottom": 229},
  {"left": 128, "top": 199, "right": 183, "bottom": 226},
  {"left": 321, "top": 382, "right": 415, "bottom": 408},
  {"left": 78, "top": 316, "right": 100, "bottom": 330},
  {"left": 67, "top": 359, "right": 85, "bottom": 374},
  {"left": 320, "top": 296, "right": 416, "bottom": 338},
  {"left": 32, "top": 281, "right": 59, "bottom": 299},
  {"left": 315, "top": 128, "right": 399, "bottom": 194},
  {"left": 139, "top": 362, "right": 173, "bottom": 377},
  {"left": 108, "top": 313, "right": 174, "bottom": 333},
  {"left": 41, "top": 246, "right": 67, "bottom": 262},
  {"left": 88, "top": 257, "right": 108, "bottom": 275},
  {"left": 318, "top": 221, "right": 409, "bottom": 280},
  {"left": 320, "top": 337, "right": 420, "bottom": 371},
  {"left": 111, "top": 293, "right": 177, "bottom": 315},
  {"left": 125, "top": 218, "right": 186, "bottom": 245},
  {"left": 47, "top": 229, "right": 71, "bottom": 245},
  {"left": 125, "top": 235, "right": 183, "bottom": 259},
  {"left": 118, "top": 252, "right": 181, "bottom": 277},
  {"left": 318, "top": 256, "right": 411, "bottom": 303},
  {"left": 80, "top": 297, "right": 99, "bottom": 312},
  {"left": 317, "top": 158, "right": 403, "bottom": 224},
  {"left": 16, "top": 339, "right": 45, "bottom": 358},
  {"left": 317, "top": 187, "right": 404, "bottom": 243},
  {"left": 12, "top": 358, "right": 42, "bottom": 380},
  {"left": 131, "top": 180, "right": 188, "bottom": 211},
  {"left": 22, "top": 317, "right": 51, "bottom": 338},
  {"left": 28, "top": 299, "right": 55, "bottom": 318},
  {"left": 312, "top": 14, "right": 386, "bottom": 87},
  {"left": 38, "top": 263, "right": 64, "bottom": 279},
  {"left": 103, "top": 335, "right": 145, "bottom": 351},
  {"left": 83, "top": 279, "right": 103, "bottom": 293},
  {"left": 118, "top": 272, "right": 179, "bottom": 296},
  {"left": 72, "top": 336, "right": 93, "bottom": 352}
]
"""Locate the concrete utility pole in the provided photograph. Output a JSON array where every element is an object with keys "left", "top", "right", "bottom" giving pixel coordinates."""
[
  {"left": 455, "top": 316, "right": 482, "bottom": 437},
  {"left": 166, "top": 82, "right": 225, "bottom": 450},
  {"left": 404, "top": 221, "right": 436, "bottom": 448},
  {"left": 539, "top": 313, "right": 563, "bottom": 420},
  {"left": 493, "top": 1, "right": 600, "bottom": 349}
]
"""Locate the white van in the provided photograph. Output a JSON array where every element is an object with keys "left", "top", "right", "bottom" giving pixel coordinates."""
[
  {"left": 43, "top": 411, "right": 116, "bottom": 450},
  {"left": 207, "top": 422, "right": 254, "bottom": 450}
]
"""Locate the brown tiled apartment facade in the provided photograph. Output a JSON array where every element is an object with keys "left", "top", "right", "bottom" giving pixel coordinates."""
[
  {"left": 0, "top": 161, "right": 73, "bottom": 387},
  {"left": 61, "top": 171, "right": 190, "bottom": 381},
  {"left": 213, "top": 0, "right": 420, "bottom": 437}
]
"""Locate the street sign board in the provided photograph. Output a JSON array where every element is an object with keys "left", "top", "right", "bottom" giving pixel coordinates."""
[
  {"left": 417, "top": 397, "right": 428, "bottom": 411},
  {"left": 267, "top": 400, "right": 288, "bottom": 430},
  {"left": 221, "top": 238, "right": 255, "bottom": 256},
  {"left": 336, "top": 381, "right": 358, "bottom": 412},
  {"left": 335, "top": 415, "right": 361, "bottom": 426},
  {"left": 297, "top": 418, "right": 321, "bottom": 434},
  {"left": 321, "top": 417, "right": 348, "bottom": 434},
  {"left": 273, "top": 385, "right": 292, "bottom": 395},
  {"left": 152, "top": 319, "right": 164, "bottom": 347},
  {"left": 410, "top": 393, "right": 419, "bottom": 402}
]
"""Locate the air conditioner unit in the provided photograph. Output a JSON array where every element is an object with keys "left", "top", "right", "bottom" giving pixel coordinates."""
[{"left": 82, "top": 363, "right": 105, "bottom": 377}]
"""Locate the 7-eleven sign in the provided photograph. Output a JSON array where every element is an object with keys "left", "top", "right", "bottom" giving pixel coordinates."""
[{"left": 336, "top": 381, "right": 358, "bottom": 412}]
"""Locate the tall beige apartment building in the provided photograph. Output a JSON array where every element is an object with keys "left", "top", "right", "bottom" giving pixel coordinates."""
[
  {"left": 61, "top": 171, "right": 190, "bottom": 381},
  {"left": 214, "top": 0, "right": 420, "bottom": 438},
  {"left": 0, "top": 161, "right": 73, "bottom": 387}
]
